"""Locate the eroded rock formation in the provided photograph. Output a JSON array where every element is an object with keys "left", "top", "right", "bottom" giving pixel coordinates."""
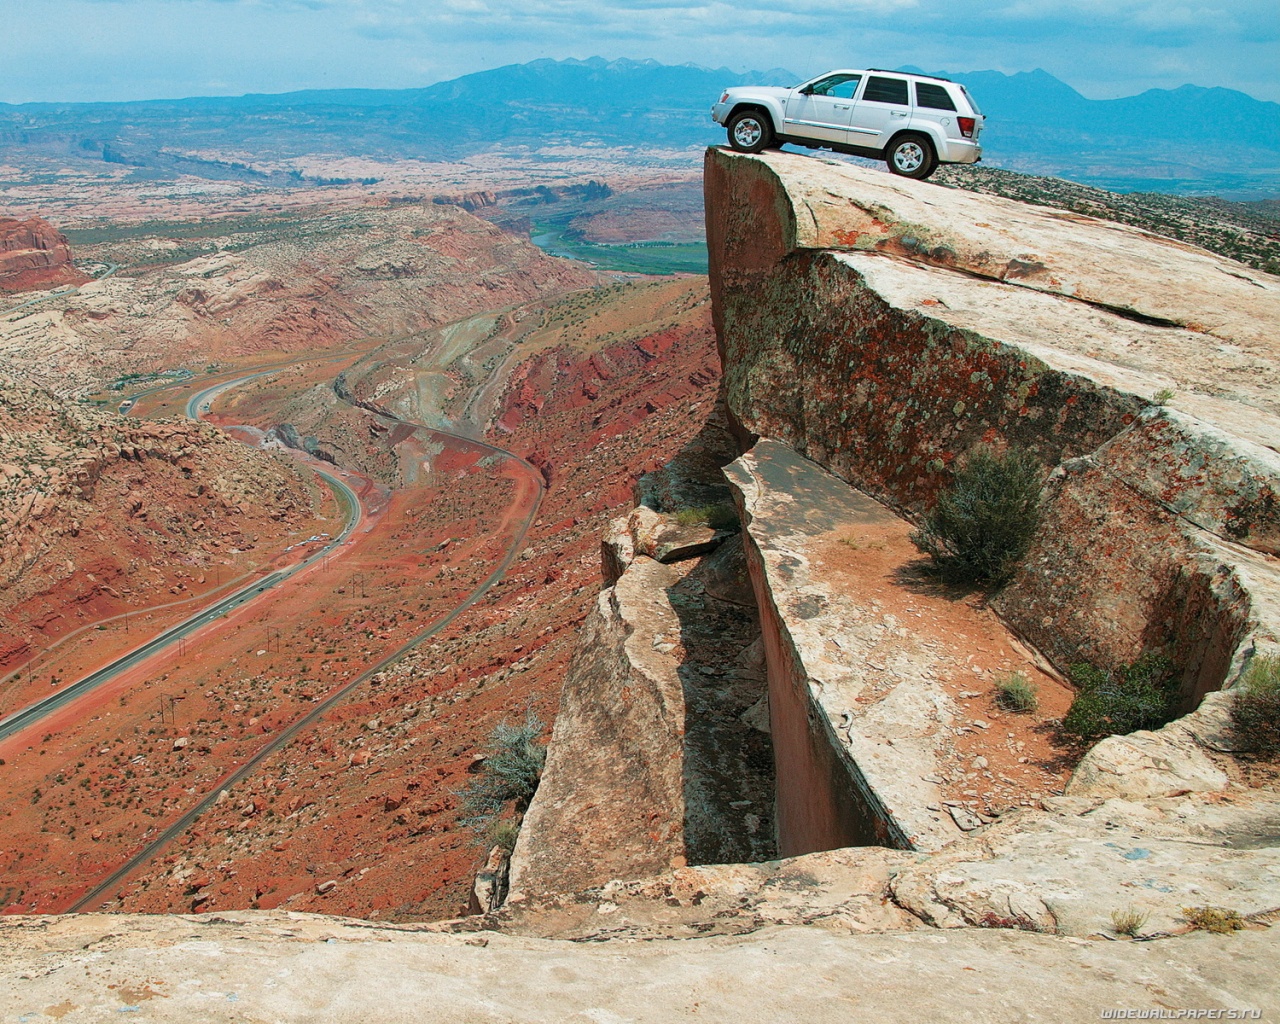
[
  {"left": 6, "top": 153, "right": 1279, "bottom": 1020},
  {"left": 699, "top": 149, "right": 1280, "bottom": 842},
  {"left": 514, "top": 150, "right": 1279, "bottom": 977},
  {"left": 0, "top": 216, "right": 87, "bottom": 291}
]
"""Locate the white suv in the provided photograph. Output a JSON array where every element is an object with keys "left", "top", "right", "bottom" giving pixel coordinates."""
[{"left": 711, "top": 69, "right": 984, "bottom": 180}]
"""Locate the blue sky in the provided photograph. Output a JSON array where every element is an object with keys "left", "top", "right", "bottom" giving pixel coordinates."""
[{"left": 2, "top": 0, "right": 1277, "bottom": 103}]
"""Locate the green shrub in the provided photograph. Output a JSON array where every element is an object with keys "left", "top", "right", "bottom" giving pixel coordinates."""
[
  {"left": 911, "top": 447, "right": 1044, "bottom": 587},
  {"left": 462, "top": 711, "right": 547, "bottom": 821},
  {"left": 1062, "top": 653, "right": 1180, "bottom": 740},
  {"left": 1183, "top": 906, "right": 1245, "bottom": 934},
  {"left": 995, "top": 671, "right": 1039, "bottom": 713},
  {"left": 1230, "top": 656, "right": 1280, "bottom": 757}
]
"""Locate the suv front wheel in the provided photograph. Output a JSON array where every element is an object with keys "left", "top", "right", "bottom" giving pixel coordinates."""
[
  {"left": 727, "top": 110, "right": 774, "bottom": 154},
  {"left": 886, "top": 134, "right": 937, "bottom": 180}
]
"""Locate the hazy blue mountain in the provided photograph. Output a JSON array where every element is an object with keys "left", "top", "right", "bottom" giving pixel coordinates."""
[
  {"left": 904, "top": 66, "right": 1280, "bottom": 194},
  {"left": 1, "top": 58, "right": 1276, "bottom": 197}
]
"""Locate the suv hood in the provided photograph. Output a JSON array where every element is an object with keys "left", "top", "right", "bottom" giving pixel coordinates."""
[{"left": 723, "top": 85, "right": 794, "bottom": 99}]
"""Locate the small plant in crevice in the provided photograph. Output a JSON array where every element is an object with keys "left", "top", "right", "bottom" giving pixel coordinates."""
[
  {"left": 674, "top": 502, "right": 740, "bottom": 531},
  {"left": 1110, "top": 906, "right": 1149, "bottom": 937},
  {"left": 839, "top": 534, "right": 885, "bottom": 552},
  {"left": 459, "top": 711, "right": 547, "bottom": 834},
  {"left": 911, "top": 446, "right": 1044, "bottom": 587},
  {"left": 1183, "top": 906, "right": 1245, "bottom": 934},
  {"left": 1230, "top": 655, "right": 1280, "bottom": 758},
  {"left": 994, "top": 671, "right": 1039, "bottom": 713},
  {"left": 974, "top": 911, "right": 1045, "bottom": 933},
  {"left": 1062, "top": 652, "right": 1181, "bottom": 741},
  {"left": 490, "top": 818, "right": 521, "bottom": 854},
  {"left": 1151, "top": 387, "right": 1175, "bottom": 406}
]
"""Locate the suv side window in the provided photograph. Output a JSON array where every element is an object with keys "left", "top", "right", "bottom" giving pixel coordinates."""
[
  {"left": 915, "top": 82, "right": 956, "bottom": 111},
  {"left": 862, "top": 76, "right": 909, "bottom": 105},
  {"left": 808, "top": 74, "right": 862, "bottom": 99}
]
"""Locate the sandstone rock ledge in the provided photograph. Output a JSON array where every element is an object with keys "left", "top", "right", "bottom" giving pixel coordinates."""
[
  {"left": 705, "top": 148, "right": 1280, "bottom": 801},
  {"left": 512, "top": 534, "right": 774, "bottom": 898},
  {"left": 3, "top": 909, "right": 1276, "bottom": 1022}
]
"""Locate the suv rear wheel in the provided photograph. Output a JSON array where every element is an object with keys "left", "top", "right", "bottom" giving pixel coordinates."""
[
  {"left": 886, "top": 133, "right": 937, "bottom": 180},
  {"left": 727, "top": 110, "right": 773, "bottom": 154}
]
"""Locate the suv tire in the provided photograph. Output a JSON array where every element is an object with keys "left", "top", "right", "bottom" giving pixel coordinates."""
[
  {"left": 727, "top": 110, "right": 774, "bottom": 154},
  {"left": 886, "top": 133, "right": 937, "bottom": 180}
]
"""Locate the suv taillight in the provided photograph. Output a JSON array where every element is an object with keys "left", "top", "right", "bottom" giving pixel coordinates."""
[
  {"left": 719, "top": 91, "right": 729, "bottom": 104},
  {"left": 958, "top": 117, "right": 976, "bottom": 138}
]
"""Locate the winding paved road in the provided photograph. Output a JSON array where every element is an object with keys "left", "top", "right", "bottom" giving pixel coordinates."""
[
  {"left": 66, "top": 356, "right": 546, "bottom": 912},
  {"left": 0, "top": 374, "right": 363, "bottom": 744}
]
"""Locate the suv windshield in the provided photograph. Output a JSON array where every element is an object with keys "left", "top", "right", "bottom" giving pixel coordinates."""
[{"left": 806, "top": 74, "right": 862, "bottom": 99}]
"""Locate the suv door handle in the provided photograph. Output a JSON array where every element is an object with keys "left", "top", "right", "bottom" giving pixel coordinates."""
[
  {"left": 891, "top": 111, "right": 907, "bottom": 118},
  {"left": 834, "top": 104, "right": 850, "bottom": 109}
]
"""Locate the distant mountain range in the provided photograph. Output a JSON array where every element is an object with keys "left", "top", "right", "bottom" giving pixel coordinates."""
[
  {"left": 904, "top": 67, "right": 1280, "bottom": 195},
  {"left": 2, "top": 57, "right": 1276, "bottom": 198}
]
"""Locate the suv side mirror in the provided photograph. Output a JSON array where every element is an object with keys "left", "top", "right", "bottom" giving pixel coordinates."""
[{"left": 799, "top": 85, "right": 814, "bottom": 95}]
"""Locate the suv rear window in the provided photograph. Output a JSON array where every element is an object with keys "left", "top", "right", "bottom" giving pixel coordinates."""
[
  {"left": 863, "top": 76, "right": 909, "bottom": 105},
  {"left": 915, "top": 82, "right": 956, "bottom": 111}
]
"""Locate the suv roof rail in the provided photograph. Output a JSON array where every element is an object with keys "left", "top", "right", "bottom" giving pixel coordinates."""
[{"left": 865, "top": 68, "right": 954, "bottom": 83}]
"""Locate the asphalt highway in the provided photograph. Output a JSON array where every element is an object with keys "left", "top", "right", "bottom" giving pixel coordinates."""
[
  {"left": 0, "top": 373, "right": 363, "bottom": 745},
  {"left": 69, "top": 392, "right": 545, "bottom": 913}
]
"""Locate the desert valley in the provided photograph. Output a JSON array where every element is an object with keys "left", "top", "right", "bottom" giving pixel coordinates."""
[{"left": 0, "top": 54, "right": 1278, "bottom": 1022}]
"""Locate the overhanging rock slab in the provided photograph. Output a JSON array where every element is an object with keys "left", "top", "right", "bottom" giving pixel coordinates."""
[
  {"left": 726, "top": 438, "right": 1058, "bottom": 855},
  {"left": 706, "top": 146, "right": 1280, "bottom": 728}
]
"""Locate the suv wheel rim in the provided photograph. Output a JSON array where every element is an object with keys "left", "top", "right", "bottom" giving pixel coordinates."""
[
  {"left": 733, "top": 119, "right": 762, "bottom": 147},
  {"left": 894, "top": 142, "right": 924, "bottom": 172}
]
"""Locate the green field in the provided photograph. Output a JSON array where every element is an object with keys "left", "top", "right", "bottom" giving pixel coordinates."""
[{"left": 530, "top": 224, "right": 708, "bottom": 275}]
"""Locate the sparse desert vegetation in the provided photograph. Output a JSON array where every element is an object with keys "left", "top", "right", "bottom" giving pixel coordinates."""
[
  {"left": 1231, "top": 655, "right": 1280, "bottom": 757},
  {"left": 1062, "top": 653, "right": 1181, "bottom": 740},
  {"left": 911, "top": 447, "right": 1044, "bottom": 587}
]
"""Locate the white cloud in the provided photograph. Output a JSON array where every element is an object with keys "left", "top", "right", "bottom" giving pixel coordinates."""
[{"left": 1, "top": 0, "right": 1276, "bottom": 102}]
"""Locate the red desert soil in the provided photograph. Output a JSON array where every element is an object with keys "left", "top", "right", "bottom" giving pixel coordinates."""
[
  {"left": 812, "top": 521, "right": 1079, "bottom": 817},
  {"left": 0, "top": 423, "right": 538, "bottom": 913},
  {"left": 0, "top": 278, "right": 722, "bottom": 920},
  {"left": 0, "top": 374, "right": 333, "bottom": 704}
]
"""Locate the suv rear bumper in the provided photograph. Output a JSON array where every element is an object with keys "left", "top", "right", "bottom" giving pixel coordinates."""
[{"left": 936, "top": 137, "right": 982, "bottom": 164}]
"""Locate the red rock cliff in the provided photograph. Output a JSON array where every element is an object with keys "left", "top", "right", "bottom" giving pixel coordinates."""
[{"left": 0, "top": 216, "right": 88, "bottom": 292}]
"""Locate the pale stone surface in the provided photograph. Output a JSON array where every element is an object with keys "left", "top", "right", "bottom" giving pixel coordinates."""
[
  {"left": 510, "top": 556, "right": 690, "bottom": 897},
  {"left": 709, "top": 148, "right": 1280, "bottom": 355},
  {"left": 831, "top": 249, "right": 1280, "bottom": 455},
  {"left": 890, "top": 792, "right": 1280, "bottom": 938},
  {"left": 601, "top": 505, "right": 726, "bottom": 585},
  {"left": 1067, "top": 724, "right": 1230, "bottom": 800},
  {"left": 1186, "top": 689, "right": 1253, "bottom": 753},
  {"left": 600, "top": 508, "right": 635, "bottom": 585},
  {"left": 497, "top": 847, "right": 921, "bottom": 940},
  {"left": 726, "top": 438, "right": 960, "bottom": 854},
  {"left": 2, "top": 911, "right": 1275, "bottom": 1023}
]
